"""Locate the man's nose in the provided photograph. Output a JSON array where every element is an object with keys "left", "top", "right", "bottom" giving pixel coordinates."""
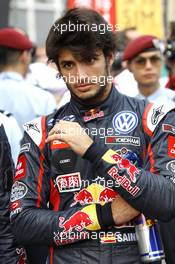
[
  {"left": 145, "top": 58, "right": 153, "bottom": 69},
  {"left": 76, "top": 64, "right": 88, "bottom": 82}
]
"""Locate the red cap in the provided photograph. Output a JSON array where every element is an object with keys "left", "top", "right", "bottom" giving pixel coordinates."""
[
  {"left": 0, "top": 28, "right": 33, "bottom": 50},
  {"left": 122, "top": 35, "right": 160, "bottom": 61}
]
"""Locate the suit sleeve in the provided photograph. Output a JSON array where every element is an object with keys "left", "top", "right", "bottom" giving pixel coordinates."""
[
  {"left": 83, "top": 110, "right": 175, "bottom": 222},
  {"left": 0, "top": 124, "right": 21, "bottom": 263},
  {"left": 10, "top": 130, "right": 104, "bottom": 247}
]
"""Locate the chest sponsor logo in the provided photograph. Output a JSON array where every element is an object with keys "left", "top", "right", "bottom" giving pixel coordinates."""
[
  {"left": 105, "top": 136, "right": 140, "bottom": 146},
  {"left": 166, "top": 160, "right": 175, "bottom": 173},
  {"left": 83, "top": 109, "right": 104, "bottom": 122},
  {"left": 10, "top": 181, "right": 28, "bottom": 202},
  {"left": 113, "top": 111, "right": 138, "bottom": 134},
  {"left": 15, "top": 155, "right": 26, "bottom": 180},
  {"left": 151, "top": 105, "right": 164, "bottom": 125},
  {"left": 19, "top": 143, "right": 30, "bottom": 154},
  {"left": 168, "top": 135, "right": 175, "bottom": 158},
  {"left": 51, "top": 140, "right": 69, "bottom": 150},
  {"left": 162, "top": 124, "right": 175, "bottom": 135},
  {"left": 56, "top": 172, "right": 81, "bottom": 192}
]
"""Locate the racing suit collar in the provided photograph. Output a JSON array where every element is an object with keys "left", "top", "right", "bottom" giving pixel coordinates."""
[{"left": 69, "top": 85, "right": 122, "bottom": 121}]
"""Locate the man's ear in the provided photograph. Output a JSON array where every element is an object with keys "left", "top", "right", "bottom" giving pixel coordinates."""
[
  {"left": 106, "top": 52, "right": 115, "bottom": 66},
  {"left": 125, "top": 61, "right": 132, "bottom": 73},
  {"left": 19, "top": 50, "right": 29, "bottom": 64}
]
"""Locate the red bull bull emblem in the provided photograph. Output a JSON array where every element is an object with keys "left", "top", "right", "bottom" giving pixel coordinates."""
[
  {"left": 70, "top": 183, "right": 118, "bottom": 207},
  {"left": 111, "top": 153, "right": 140, "bottom": 183},
  {"left": 59, "top": 211, "right": 93, "bottom": 235}
]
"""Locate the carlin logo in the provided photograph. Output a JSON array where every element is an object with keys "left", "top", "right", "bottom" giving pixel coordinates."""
[
  {"left": 10, "top": 181, "right": 28, "bottom": 202},
  {"left": 113, "top": 111, "right": 138, "bottom": 134},
  {"left": 166, "top": 161, "right": 175, "bottom": 173},
  {"left": 151, "top": 105, "right": 164, "bottom": 125}
]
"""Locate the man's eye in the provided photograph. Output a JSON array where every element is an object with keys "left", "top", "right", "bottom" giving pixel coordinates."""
[
  {"left": 85, "top": 58, "right": 96, "bottom": 64},
  {"left": 63, "top": 62, "right": 73, "bottom": 69},
  {"left": 135, "top": 59, "right": 145, "bottom": 65}
]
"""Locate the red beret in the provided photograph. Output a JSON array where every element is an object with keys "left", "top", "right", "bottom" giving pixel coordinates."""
[
  {"left": 0, "top": 28, "right": 33, "bottom": 50},
  {"left": 122, "top": 35, "right": 160, "bottom": 61}
]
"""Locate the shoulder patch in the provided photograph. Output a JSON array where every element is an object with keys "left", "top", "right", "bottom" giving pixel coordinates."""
[
  {"left": 142, "top": 101, "right": 175, "bottom": 136},
  {"left": 23, "top": 116, "right": 46, "bottom": 149}
]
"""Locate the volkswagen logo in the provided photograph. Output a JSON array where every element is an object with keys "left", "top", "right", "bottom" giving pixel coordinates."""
[{"left": 113, "top": 111, "right": 138, "bottom": 134}]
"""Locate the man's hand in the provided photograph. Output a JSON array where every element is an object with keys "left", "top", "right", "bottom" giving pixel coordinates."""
[
  {"left": 111, "top": 195, "right": 140, "bottom": 225},
  {"left": 46, "top": 120, "right": 93, "bottom": 156}
]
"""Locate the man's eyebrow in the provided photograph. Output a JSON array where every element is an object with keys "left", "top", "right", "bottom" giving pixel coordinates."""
[
  {"left": 135, "top": 54, "right": 161, "bottom": 60},
  {"left": 59, "top": 60, "right": 73, "bottom": 66}
]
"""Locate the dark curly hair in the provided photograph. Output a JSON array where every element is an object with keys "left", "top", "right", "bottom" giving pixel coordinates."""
[{"left": 46, "top": 8, "right": 117, "bottom": 67}]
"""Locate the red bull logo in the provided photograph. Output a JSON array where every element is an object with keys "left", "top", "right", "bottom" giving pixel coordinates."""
[
  {"left": 108, "top": 166, "right": 140, "bottom": 197},
  {"left": 99, "top": 188, "right": 118, "bottom": 202},
  {"left": 59, "top": 211, "right": 93, "bottom": 234},
  {"left": 111, "top": 153, "right": 140, "bottom": 183},
  {"left": 70, "top": 183, "right": 118, "bottom": 207},
  {"left": 71, "top": 188, "right": 93, "bottom": 206}
]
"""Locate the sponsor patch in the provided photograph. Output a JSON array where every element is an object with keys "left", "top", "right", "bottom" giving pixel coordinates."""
[
  {"left": 10, "top": 200, "right": 21, "bottom": 211},
  {"left": 105, "top": 136, "right": 140, "bottom": 146},
  {"left": 19, "top": 143, "right": 30, "bottom": 154},
  {"left": 24, "top": 122, "right": 40, "bottom": 133},
  {"left": 10, "top": 181, "right": 28, "bottom": 202},
  {"left": 10, "top": 207, "right": 22, "bottom": 218},
  {"left": 108, "top": 166, "right": 140, "bottom": 196},
  {"left": 83, "top": 108, "right": 104, "bottom": 122},
  {"left": 168, "top": 135, "right": 175, "bottom": 158},
  {"left": 113, "top": 111, "right": 138, "bottom": 134},
  {"left": 54, "top": 230, "right": 88, "bottom": 246},
  {"left": 15, "top": 155, "right": 26, "bottom": 180},
  {"left": 100, "top": 232, "right": 137, "bottom": 244},
  {"left": 51, "top": 140, "right": 69, "bottom": 150},
  {"left": 151, "top": 105, "right": 164, "bottom": 125},
  {"left": 166, "top": 160, "right": 175, "bottom": 173},
  {"left": 56, "top": 172, "right": 81, "bottom": 192},
  {"left": 62, "top": 115, "right": 76, "bottom": 121},
  {"left": 100, "top": 233, "right": 116, "bottom": 244},
  {"left": 162, "top": 124, "right": 175, "bottom": 135}
]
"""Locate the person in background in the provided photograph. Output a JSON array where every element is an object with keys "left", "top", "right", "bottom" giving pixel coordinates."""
[
  {"left": 0, "top": 28, "right": 56, "bottom": 130},
  {"left": 123, "top": 34, "right": 175, "bottom": 264},
  {"left": 112, "top": 27, "right": 142, "bottom": 97},
  {"left": 164, "top": 22, "right": 175, "bottom": 92},
  {"left": 123, "top": 34, "right": 175, "bottom": 103},
  {"left": 0, "top": 122, "right": 26, "bottom": 264},
  {"left": 0, "top": 110, "right": 22, "bottom": 165}
]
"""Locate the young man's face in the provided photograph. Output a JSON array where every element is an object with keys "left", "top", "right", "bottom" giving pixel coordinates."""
[
  {"left": 128, "top": 50, "right": 162, "bottom": 90},
  {"left": 58, "top": 49, "right": 114, "bottom": 103}
]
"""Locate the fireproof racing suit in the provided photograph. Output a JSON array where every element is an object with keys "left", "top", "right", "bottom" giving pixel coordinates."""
[
  {"left": 10, "top": 87, "right": 175, "bottom": 263},
  {"left": 0, "top": 123, "right": 26, "bottom": 264}
]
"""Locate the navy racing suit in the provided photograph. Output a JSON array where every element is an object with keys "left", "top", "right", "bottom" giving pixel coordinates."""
[{"left": 10, "top": 87, "right": 175, "bottom": 263}]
